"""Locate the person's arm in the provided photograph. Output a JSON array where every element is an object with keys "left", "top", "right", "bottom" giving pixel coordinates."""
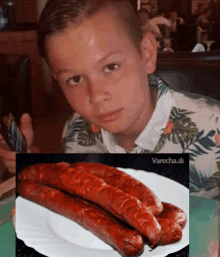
[
  {"left": 141, "top": 22, "right": 162, "bottom": 40},
  {"left": 153, "top": 22, "right": 163, "bottom": 38},
  {"left": 162, "top": 18, "right": 172, "bottom": 28}
]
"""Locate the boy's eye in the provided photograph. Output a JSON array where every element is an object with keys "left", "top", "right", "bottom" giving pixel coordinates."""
[
  {"left": 104, "top": 64, "right": 119, "bottom": 73},
  {"left": 66, "top": 76, "right": 82, "bottom": 86}
]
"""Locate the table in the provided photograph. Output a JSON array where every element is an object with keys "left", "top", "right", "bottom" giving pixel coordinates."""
[
  {"left": 0, "top": 198, "right": 15, "bottom": 257},
  {"left": 0, "top": 219, "right": 15, "bottom": 257},
  {"left": 15, "top": 153, "right": 189, "bottom": 257}
]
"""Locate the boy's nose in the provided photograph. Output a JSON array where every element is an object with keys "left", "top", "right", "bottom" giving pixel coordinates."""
[{"left": 89, "top": 81, "right": 111, "bottom": 105}]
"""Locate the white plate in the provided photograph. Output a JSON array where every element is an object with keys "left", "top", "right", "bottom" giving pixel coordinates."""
[{"left": 16, "top": 168, "right": 189, "bottom": 257}]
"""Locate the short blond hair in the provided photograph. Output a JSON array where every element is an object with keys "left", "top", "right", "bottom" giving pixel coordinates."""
[{"left": 37, "top": 0, "right": 143, "bottom": 63}]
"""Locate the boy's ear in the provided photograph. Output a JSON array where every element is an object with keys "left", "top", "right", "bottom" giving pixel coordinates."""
[{"left": 140, "top": 33, "right": 157, "bottom": 74}]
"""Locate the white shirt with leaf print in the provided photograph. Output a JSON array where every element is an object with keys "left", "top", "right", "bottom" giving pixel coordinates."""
[{"left": 62, "top": 74, "right": 220, "bottom": 200}]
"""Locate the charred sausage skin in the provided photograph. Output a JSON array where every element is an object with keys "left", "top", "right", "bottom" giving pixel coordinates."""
[
  {"left": 72, "top": 164, "right": 186, "bottom": 246},
  {"left": 73, "top": 162, "right": 163, "bottom": 216},
  {"left": 17, "top": 180, "right": 145, "bottom": 257},
  {"left": 18, "top": 163, "right": 161, "bottom": 247},
  {"left": 156, "top": 202, "right": 187, "bottom": 228},
  {"left": 156, "top": 219, "right": 182, "bottom": 246}
]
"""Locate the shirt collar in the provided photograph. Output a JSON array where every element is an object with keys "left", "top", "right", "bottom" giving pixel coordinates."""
[
  {"left": 101, "top": 74, "right": 174, "bottom": 153},
  {"left": 135, "top": 76, "right": 173, "bottom": 150}
]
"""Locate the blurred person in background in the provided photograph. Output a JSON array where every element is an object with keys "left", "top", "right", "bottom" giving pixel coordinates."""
[
  {"left": 192, "top": 3, "right": 205, "bottom": 23},
  {"left": 150, "top": 8, "right": 171, "bottom": 30},
  {"left": 197, "top": 8, "right": 212, "bottom": 30},
  {"left": 138, "top": 8, "right": 162, "bottom": 40},
  {"left": 169, "top": 11, "right": 184, "bottom": 33}
]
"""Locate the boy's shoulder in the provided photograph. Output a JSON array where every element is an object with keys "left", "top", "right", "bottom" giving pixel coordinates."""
[
  {"left": 151, "top": 74, "right": 220, "bottom": 116},
  {"left": 171, "top": 89, "right": 220, "bottom": 128},
  {"left": 172, "top": 89, "right": 220, "bottom": 113}
]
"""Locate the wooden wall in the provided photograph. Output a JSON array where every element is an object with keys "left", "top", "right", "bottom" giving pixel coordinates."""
[
  {"left": 0, "top": 0, "right": 37, "bottom": 23},
  {"left": 157, "top": 0, "right": 192, "bottom": 17},
  {"left": 14, "top": 0, "right": 37, "bottom": 23}
]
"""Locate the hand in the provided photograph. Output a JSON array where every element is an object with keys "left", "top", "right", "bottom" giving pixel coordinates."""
[
  {"left": 20, "top": 113, "right": 34, "bottom": 153},
  {"left": 0, "top": 113, "right": 34, "bottom": 173}
]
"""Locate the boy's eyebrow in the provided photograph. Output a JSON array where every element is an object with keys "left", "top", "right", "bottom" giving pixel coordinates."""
[
  {"left": 96, "top": 50, "right": 123, "bottom": 64},
  {"left": 56, "top": 68, "right": 73, "bottom": 75},
  {"left": 56, "top": 50, "right": 123, "bottom": 75}
]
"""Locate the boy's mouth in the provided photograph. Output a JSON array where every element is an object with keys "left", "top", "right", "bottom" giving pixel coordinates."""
[{"left": 96, "top": 109, "right": 123, "bottom": 123}]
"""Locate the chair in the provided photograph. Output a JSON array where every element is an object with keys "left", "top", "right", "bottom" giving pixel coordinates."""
[
  {"left": 0, "top": 54, "right": 32, "bottom": 124},
  {"left": 156, "top": 54, "right": 220, "bottom": 102}
]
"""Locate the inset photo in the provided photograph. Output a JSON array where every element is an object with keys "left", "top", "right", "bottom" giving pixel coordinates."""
[{"left": 16, "top": 153, "right": 189, "bottom": 257}]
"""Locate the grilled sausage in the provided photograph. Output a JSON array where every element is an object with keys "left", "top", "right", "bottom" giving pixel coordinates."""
[
  {"left": 18, "top": 163, "right": 161, "bottom": 247},
  {"left": 17, "top": 181, "right": 144, "bottom": 257},
  {"left": 156, "top": 218, "right": 182, "bottom": 246},
  {"left": 156, "top": 202, "right": 187, "bottom": 228},
  {"left": 72, "top": 164, "right": 185, "bottom": 246},
  {"left": 72, "top": 162, "right": 163, "bottom": 215}
]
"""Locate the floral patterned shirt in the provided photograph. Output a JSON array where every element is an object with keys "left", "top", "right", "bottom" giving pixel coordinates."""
[{"left": 62, "top": 74, "right": 220, "bottom": 200}]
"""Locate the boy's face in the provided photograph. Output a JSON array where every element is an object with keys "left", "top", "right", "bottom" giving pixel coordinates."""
[{"left": 47, "top": 5, "right": 157, "bottom": 135}]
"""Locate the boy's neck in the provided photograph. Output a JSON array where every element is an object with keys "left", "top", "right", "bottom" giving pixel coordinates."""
[
  {"left": 114, "top": 86, "right": 158, "bottom": 151},
  {"left": 114, "top": 134, "right": 138, "bottom": 152}
]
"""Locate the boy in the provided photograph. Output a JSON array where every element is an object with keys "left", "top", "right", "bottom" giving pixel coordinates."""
[{"left": 0, "top": 0, "right": 220, "bottom": 199}]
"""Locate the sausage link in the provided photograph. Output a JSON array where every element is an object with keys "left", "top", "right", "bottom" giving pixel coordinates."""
[
  {"left": 18, "top": 162, "right": 70, "bottom": 180},
  {"left": 17, "top": 181, "right": 144, "bottom": 257},
  {"left": 155, "top": 202, "right": 187, "bottom": 228},
  {"left": 72, "top": 162, "right": 163, "bottom": 215},
  {"left": 18, "top": 163, "right": 161, "bottom": 247},
  {"left": 156, "top": 219, "right": 182, "bottom": 246}
]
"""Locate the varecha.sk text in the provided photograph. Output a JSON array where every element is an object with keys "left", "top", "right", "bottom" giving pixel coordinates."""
[{"left": 152, "top": 157, "right": 185, "bottom": 164}]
